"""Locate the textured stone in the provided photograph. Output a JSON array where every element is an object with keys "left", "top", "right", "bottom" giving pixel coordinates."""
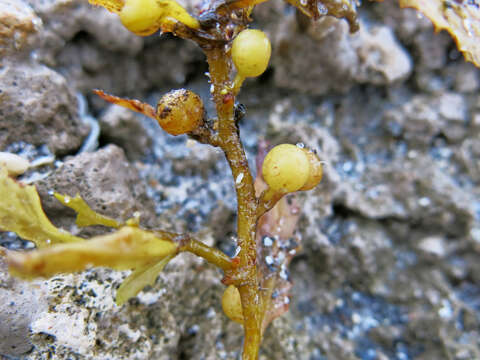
[
  {"left": 456, "top": 138, "right": 480, "bottom": 182},
  {"left": 36, "top": 145, "right": 157, "bottom": 233},
  {"left": 273, "top": 16, "right": 410, "bottom": 95},
  {"left": 0, "top": 255, "right": 48, "bottom": 357},
  {"left": 273, "top": 16, "right": 358, "bottom": 95},
  {"left": 140, "top": 38, "right": 204, "bottom": 89},
  {"left": 12, "top": 235, "right": 235, "bottom": 360},
  {"left": 354, "top": 25, "right": 412, "bottom": 85},
  {"left": 383, "top": 92, "right": 468, "bottom": 145},
  {"left": 21, "top": 0, "right": 201, "bottom": 97},
  {"left": 417, "top": 236, "right": 447, "bottom": 258},
  {"left": 28, "top": 0, "right": 142, "bottom": 59},
  {"left": 0, "top": 60, "right": 89, "bottom": 155},
  {"left": 0, "top": 0, "right": 42, "bottom": 56},
  {"left": 335, "top": 155, "right": 475, "bottom": 233},
  {"left": 372, "top": 0, "right": 434, "bottom": 41},
  {"left": 99, "top": 104, "right": 152, "bottom": 161},
  {"left": 447, "top": 62, "right": 480, "bottom": 93},
  {"left": 20, "top": 266, "right": 181, "bottom": 359},
  {"left": 412, "top": 29, "right": 451, "bottom": 70},
  {"left": 55, "top": 38, "right": 146, "bottom": 97}
]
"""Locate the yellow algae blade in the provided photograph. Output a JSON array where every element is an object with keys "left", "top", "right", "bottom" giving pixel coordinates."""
[
  {"left": 0, "top": 167, "right": 83, "bottom": 248},
  {"left": 115, "top": 254, "right": 174, "bottom": 305},
  {"left": 6, "top": 226, "right": 178, "bottom": 279},
  {"left": 54, "top": 193, "right": 121, "bottom": 229}
]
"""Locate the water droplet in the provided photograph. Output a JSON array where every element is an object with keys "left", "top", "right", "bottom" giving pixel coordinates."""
[
  {"left": 438, "top": 299, "right": 453, "bottom": 319},
  {"left": 262, "top": 236, "right": 274, "bottom": 247},
  {"left": 470, "top": 227, "right": 480, "bottom": 242},
  {"left": 463, "top": 18, "right": 473, "bottom": 37},
  {"left": 206, "top": 308, "right": 216, "bottom": 319},
  {"left": 265, "top": 256, "right": 274, "bottom": 265},
  {"left": 233, "top": 246, "right": 241, "bottom": 257},
  {"left": 317, "top": 3, "right": 328, "bottom": 14},
  {"left": 296, "top": 142, "right": 305, "bottom": 149},
  {"left": 279, "top": 266, "right": 289, "bottom": 280},
  {"left": 25, "top": 241, "right": 35, "bottom": 249},
  {"left": 407, "top": 150, "right": 418, "bottom": 159},
  {"left": 342, "top": 161, "right": 353, "bottom": 172},
  {"left": 418, "top": 197, "right": 431, "bottom": 207},
  {"left": 352, "top": 312, "right": 361, "bottom": 324},
  {"left": 235, "top": 173, "right": 244, "bottom": 184},
  {"left": 355, "top": 162, "right": 365, "bottom": 173},
  {"left": 188, "top": 324, "right": 200, "bottom": 334},
  {"left": 30, "top": 50, "right": 39, "bottom": 60}
]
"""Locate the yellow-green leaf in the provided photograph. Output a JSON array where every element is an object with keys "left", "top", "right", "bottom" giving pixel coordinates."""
[
  {"left": 399, "top": 0, "right": 480, "bottom": 67},
  {"left": 116, "top": 254, "right": 174, "bottom": 305},
  {"left": 54, "top": 193, "right": 121, "bottom": 229},
  {"left": 0, "top": 167, "right": 83, "bottom": 248},
  {"left": 6, "top": 226, "right": 178, "bottom": 279}
]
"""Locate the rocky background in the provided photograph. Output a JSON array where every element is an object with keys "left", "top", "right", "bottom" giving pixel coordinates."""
[{"left": 1, "top": 0, "right": 480, "bottom": 359}]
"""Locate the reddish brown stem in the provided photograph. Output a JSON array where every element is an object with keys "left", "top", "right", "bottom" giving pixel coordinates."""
[
  {"left": 179, "top": 237, "right": 233, "bottom": 271},
  {"left": 204, "top": 45, "right": 261, "bottom": 360}
]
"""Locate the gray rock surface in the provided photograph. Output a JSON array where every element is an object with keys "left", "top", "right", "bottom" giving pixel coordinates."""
[
  {"left": 27, "top": 0, "right": 143, "bottom": 61},
  {"left": 99, "top": 105, "right": 152, "bottom": 161},
  {"left": 36, "top": 145, "right": 157, "bottom": 234},
  {"left": 273, "top": 16, "right": 358, "bottom": 95},
  {"left": 0, "top": 60, "right": 89, "bottom": 155},
  {"left": 0, "top": 255, "right": 48, "bottom": 357},
  {"left": 353, "top": 25, "right": 411, "bottom": 85},
  {"left": 383, "top": 92, "right": 468, "bottom": 145},
  {"left": 272, "top": 15, "right": 411, "bottom": 95}
]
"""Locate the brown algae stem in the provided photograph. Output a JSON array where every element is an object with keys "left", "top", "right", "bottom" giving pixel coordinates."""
[
  {"left": 204, "top": 46, "right": 261, "bottom": 360},
  {"left": 180, "top": 238, "right": 233, "bottom": 270}
]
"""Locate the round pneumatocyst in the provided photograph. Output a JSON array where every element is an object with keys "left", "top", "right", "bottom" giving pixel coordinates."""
[
  {"left": 120, "top": 0, "right": 163, "bottom": 36},
  {"left": 232, "top": 29, "right": 271, "bottom": 78},
  {"left": 156, "top": 89, "right": 204, "bottom": 135},
  {"left": 262, "top": 144, "right": 310, "bottom": 193}
]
